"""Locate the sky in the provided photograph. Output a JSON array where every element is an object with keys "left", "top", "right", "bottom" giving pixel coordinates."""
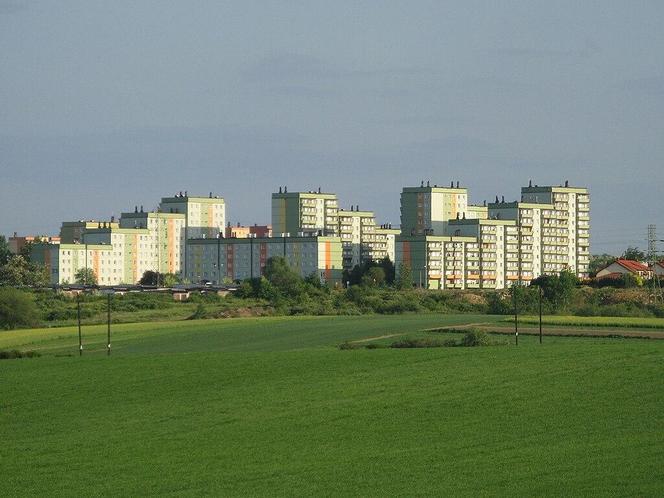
[{"left": 1, "top": 0, "right": 663, "bottom": 254}]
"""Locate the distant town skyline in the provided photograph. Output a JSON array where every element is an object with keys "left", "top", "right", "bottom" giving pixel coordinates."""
[{"left": 1, "top": 1, "right": 662, "bottom": 254}]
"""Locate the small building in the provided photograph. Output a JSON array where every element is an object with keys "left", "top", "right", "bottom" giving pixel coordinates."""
[
  {"left": 225, "top": 223, "right": 272, "bottom": 239},
  {"left": 595, "top": 259, "right": 652, "bottom": 280},
  {"left": 8, "top": 233, "right": 60, "bottom": 254}
]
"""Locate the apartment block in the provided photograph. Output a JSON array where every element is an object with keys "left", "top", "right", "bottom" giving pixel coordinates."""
[
  {"left": 400, "top": 182, "right": 469, "bottom": 236},
  {"left": 272, "top": 189, "right": 339, "bottom": 237},
  {"left": 396, "top": 181, "right": 590, "bottom": 289},
  {"left": 185, "top": 235, "right": 343, "bottom": 285},
  {"left": 159, "top": 192, "right": 225, "bottom": 239},
  {"left": 119, "top": 208, "right": 187, "bottom": 275},
  {"left": 448, "top": 218, "right": 517, "bottom": 289},
  {"left": 60, "top": 220, "right": 119, "bottom": 244},
  {"left": 32, "top": 242, "right": 114, "bottom": 285},
  {"left": 520, "top": 184, "right": 590, "bottom": 277},
  {"left": 8, "top": 233, "right": 60, "bottom": 254},
  {"left": 396, "top": 235, "right": 477, "bottom": 290}
]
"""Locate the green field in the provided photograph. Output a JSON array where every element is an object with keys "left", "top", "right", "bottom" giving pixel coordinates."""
[
  {"left": 2, "top": 314, "right": 663, "bottom": 496},
  {"left": 510, "top": 315, "right": 664, "bottom": 329}
]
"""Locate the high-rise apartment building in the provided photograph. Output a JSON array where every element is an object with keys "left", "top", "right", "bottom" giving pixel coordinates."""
[
  {"left": 400, "top": 182, "right": 468, "bottom": 236},
  {"left": 186, "top": 235, "right": 343, "bottom": 285},
  {"left": 271, "top": 189, "right": 339, "bottom": 236},
  {"left": 395, "top": 181, "right": 590, "bottom": 289}
]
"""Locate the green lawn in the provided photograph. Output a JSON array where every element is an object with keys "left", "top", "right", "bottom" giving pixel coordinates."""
[
  {"left": 0, "top": 314, "right": 501, "bottom": 355},
  {"left": 1, "top": 314, "right": 663, "bottom": 496},
  {"left": 508, "top": 315, "right": 664, "bottom": 329}
]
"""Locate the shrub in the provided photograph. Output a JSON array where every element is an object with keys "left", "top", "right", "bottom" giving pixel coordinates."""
[
  {"left": 0, "top": 288, "right": 40, "bottom": 329},
  {"left": 390, "top": 337, "right": 450, "bottom": 348},
  {"left": 188, "top": 303, "right": 207, "bottom": 320},
  {"left": 0, "top": 349, "right": 41, "bottom": 359},
  {"left": 338, "top": 341, "right": 360, "bottom": 350},
  {"left": 460, "top": 329, "right": 491, "bottom": 347}
]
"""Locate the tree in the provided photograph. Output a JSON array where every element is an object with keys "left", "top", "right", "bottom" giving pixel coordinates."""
[
  {"left": 395, "top": 263, "right": 413, "bottom": 290},
  {"left": 622, "top": 246, "right": 646, "bottom": 261},
  {"left": 138, "top": 270, "right": 178, "bottom": 286},
  {"left": 0, "top": 288, "right": 39, "bottom": 329},
  {"left": 0, "top": 236, "right": 11, "bottom": 266},
  {"left": 531, "top": 270, "right": 579, "bottom": 311},
  {"left": 263, "top": 257, "right": 303, "bottom": 298},
  {"left": 74, "top": 267, "right": 97, "bottom": 286},
  {"left": 0, "top": 255, "right": 49, "bottom": 287},
  {"left": 362, "top": 266, "right": 386, "bottom": 287}
]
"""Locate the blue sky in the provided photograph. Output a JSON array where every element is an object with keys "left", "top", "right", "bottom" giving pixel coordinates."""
[{"left": 1, "top": 1, "right": 663, "bottom": 253}]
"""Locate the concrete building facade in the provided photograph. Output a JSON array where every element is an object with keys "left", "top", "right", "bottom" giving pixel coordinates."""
[
  {"left": 272, "top": 189, "right": 339, "bottom": 237},
  {"left": 186, "top": 235, "right": 343, "bottom": 285}
]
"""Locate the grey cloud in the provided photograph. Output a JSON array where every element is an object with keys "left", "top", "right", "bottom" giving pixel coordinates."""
[{"left": 623, "top": 76, "right": 664, "bottom": 96}]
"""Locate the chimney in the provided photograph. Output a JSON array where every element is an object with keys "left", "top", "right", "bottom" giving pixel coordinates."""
[
  {"left": 483, "top": 200, "right": 486, "bottom": 207},
  {"left": 184, "top": 191, "right": 188, "bottom": 197},
  {"left": 495, "top": 196, "right": 499, "bottom": 203},
  {"left": 426, "top": 180, "right": 430, "bottom": 187},
  {"left": 456, "top": 181, "right": 460, "bottom": 188},
  {"left": 565, "top": 180, "right": 569, "bottom": 187},
  {"left": 140, "top": 205, "right": 144, "bottom": 213},
  {"left": 529, "top": 179, "right": 532, "bottom": 187},
  {"left": 284, "top": 186, "right": 287, "bottom": 193},
  {"left": 501, "top": 196, "right": 505, "bottom": 203},
  {"left": 279, "top": 186, "right": 282, "bottom": 193},
  {"left": 420, "top": 180, "right": 424, "bottom": 187},
  {"left": 209, "top": 192, "right": 213, "bottom": 198},
  {"left": 318, "top": 186, "right": 321, "bottom": 193}
]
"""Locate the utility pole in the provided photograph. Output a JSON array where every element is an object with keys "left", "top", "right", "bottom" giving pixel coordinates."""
[
  {"left": 539, "top": 285, "right": 543, "bottom": 344},
  {"left": 107, "top": 293, "right": 112, "bottom": 356},
  {"left": 513, "top": 285, "right": 518, "bottom": 346},
  {"left": 77, "top": 293, "right": 83, "bottom": 356}
]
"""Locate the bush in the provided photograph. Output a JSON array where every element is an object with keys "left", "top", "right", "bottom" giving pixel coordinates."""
[
  {"left": 188, "top": 303, "right": 207, "bottom": 320},
  {"left": 0, "top": 288, "right": 40, "bottom": 329},
  {"left": 460, "top": 329, "right": 491, "bottom": 347},
  {"left": 0, "top": 349, "right": 41, "bottom": 359},
  {"left": 390, "top": 337, "right": 451, "bottom": 348},
  {"left": 338, "top": 341, "right": 360, "bottom": 350}
]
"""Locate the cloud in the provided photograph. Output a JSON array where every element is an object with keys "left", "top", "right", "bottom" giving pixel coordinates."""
[
  {"left": 243, "top": 52, "right": 431, "bottom": 84},
  {"left": 623, "top": 76, "right": 664, "bottom": 96},
  {"left": 0, "top": 1, "right": 25, "bottom": 15},
  {"left": 487, "top": 38, "right": 601, "bottom": 59}
]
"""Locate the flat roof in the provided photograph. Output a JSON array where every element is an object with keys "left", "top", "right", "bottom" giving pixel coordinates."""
[
  {"left": 187, "top": 235, "right": 342, "bottom": 245},
  {"left": 271, "top": 192, "right": 337, "bottom": 199},
  {"left": 402, "top": 186, "right": 467, "bottom": 193}
]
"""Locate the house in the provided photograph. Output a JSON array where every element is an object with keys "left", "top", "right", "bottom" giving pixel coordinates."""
[{"left": 595, "top": 259, "right": 652, "bottom": 280}]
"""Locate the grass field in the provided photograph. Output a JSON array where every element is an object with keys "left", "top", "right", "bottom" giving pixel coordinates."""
[
  {"left": 2, "top": 314, "right": 663, "bottom": 496},
  {"left": 508, "top": 315, "right": 664, "bottom": 329}
]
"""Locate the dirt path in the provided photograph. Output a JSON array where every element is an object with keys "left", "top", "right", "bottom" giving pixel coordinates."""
[
  {"left": 476, "top": 324, "right": 664, "bottom": 340},
  {"left": 353, "top": 323, "right": 494, "bottom": 343}
]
